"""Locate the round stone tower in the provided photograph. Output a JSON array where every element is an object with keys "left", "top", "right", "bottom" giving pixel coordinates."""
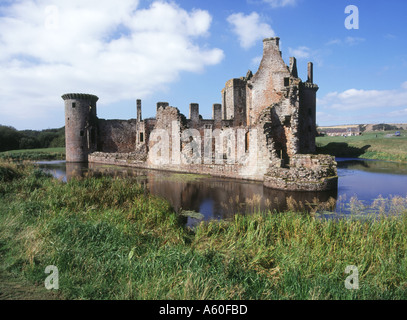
[{"left": 62, "top": 93, "right": 99, "bottom": 162}]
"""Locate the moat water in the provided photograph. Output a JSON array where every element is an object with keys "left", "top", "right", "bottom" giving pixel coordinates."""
[{"left": 37, "top": 158, "right": 407, "bottom": 226}]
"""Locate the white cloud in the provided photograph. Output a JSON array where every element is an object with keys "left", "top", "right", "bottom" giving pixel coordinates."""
[
  {"left": 262, "top": 0, "right": 298, "bottom": 8},
  {"left": 326, "top": 39, "right": 342, "bottom": 46},
  {"left": 388, "top": 108, "right": 407, "bottom": 117},
  {"left": 288, "top": 45, "right": 324, "bottom": 66},
  {"left": 251, "top": 55, "right": 262, "bottom": 68},
  {"left": 288, "top": 46, "right": 311, "bottom": 59},
  {"left": 227, "top": 12, "right": 274, "bottom": 49},
  {"left": 345, "top": 37, "right": 365, "bottom": 46},
  {"left": 326, "top": 37, "right": 366, "bottom": 46},
  {"left": 0, "top": 0, "right": 224, "bottom": 128},
  {"left": 318, "top": 83, "right": 407, "bottom": 111}
]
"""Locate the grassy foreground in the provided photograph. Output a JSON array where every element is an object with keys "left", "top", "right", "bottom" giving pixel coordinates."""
[
  {"left": 1, "top": 161, "right": 407, "bottom": 300},
  {"left": 316, "top": 130, "right": 407, "bottom": 162}
]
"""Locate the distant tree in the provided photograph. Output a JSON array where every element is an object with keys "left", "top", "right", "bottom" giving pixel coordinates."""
[
  {"left": 49, "top": 133, "right": 65, "bottom": 148},
  {"left": 372, "top": 123, "right": 399, "bottom": 131},
  {"left": 0, "top": 125, "right": 65, "bottom": 151},
  {"left": 20, "top": 129, "right": 40, "bottom": 139},
  {"left": 19, "top": 137, "right": 41, "bottom": 150},
  {"left": 359, "top": 124, "right": 367, "bottom": 133},
  {"left": 38, "top": 131, "right": 59, "bottom": 148},
  {"left": 0, "top": 125, "right": 21, "bottom": 151}
]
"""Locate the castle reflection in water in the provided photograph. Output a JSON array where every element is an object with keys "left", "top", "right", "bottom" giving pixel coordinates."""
[{"left": 61, "top": 162, "right": 338, "bottom": 226}]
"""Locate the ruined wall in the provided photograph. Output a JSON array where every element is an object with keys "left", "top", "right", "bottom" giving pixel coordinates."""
[
  {"left": 246, "top": 37, "right": 291, "bottom": 126},
  {"left": 221, "top": 78, "right": 247, "bottom": 126},
  {"left": 147, "top": 105, "right": 183, "bottom": 166},
  {"left": 299, "top": 83, "right": 318, "bottom": 153},
  {"left": 79, "top": 35, "right": 335, "bottom": 192},
  {"left": 97, "top": 119, "right": 139, "bottom": 153},
  {"left": 264, "top": 154, "right": 338, "bottom": 191}
]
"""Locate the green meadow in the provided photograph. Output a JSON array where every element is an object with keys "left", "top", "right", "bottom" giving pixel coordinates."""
[
  {"left": 1, "top": 161, "right": 407, "bottom": 300},
  {"left": 316, "top": 130, "right": 407, "bottom": 162},
  {"left": 0, "top": 147, "right": 65, "bottom": 161}
]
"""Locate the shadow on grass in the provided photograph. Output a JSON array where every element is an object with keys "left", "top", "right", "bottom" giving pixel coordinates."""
[{"left": 316, "top": 143, "right": 371, "bottom": 158}]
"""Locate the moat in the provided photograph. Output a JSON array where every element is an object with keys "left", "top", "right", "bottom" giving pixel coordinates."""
[{"left": 38, "top": 158, "right": 407, "bottom": 226}]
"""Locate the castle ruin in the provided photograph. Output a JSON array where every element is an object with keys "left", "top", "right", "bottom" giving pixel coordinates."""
[{"left": 62, "top": 37, "right": 338, "bottom": 192}]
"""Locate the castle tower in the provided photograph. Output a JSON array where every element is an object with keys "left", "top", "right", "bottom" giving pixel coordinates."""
[
  {"left": 246, "top": 37, "right": 291, "bottom": 125},
  {"left": 137, "top": 99, "right": 142, "bottom": 122},
  {"left": 62, "top": 93, "right": 99, "bottom": 162},
  {"left": 221, "top": 78, "right": 247, "bottom": 126},
  {"left": 299, "top": 62, "right": 319, "bottom": 154},
  {"left": 189, "top": 103, "right": 200, "bottom": 123}
]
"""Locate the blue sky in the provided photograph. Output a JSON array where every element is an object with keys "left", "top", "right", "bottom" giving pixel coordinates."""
[{"left": 0, "top": 0, "right": 406, "bottom": 130}]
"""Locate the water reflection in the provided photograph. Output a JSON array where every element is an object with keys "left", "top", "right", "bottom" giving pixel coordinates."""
[
  {"left": 37, "top": 158, "right": 407, "bottom": 224},
  {"left": 37, "top": 161, "right": 338, "bottom": 225},
  {"left": 336, "top": 158, "right": 407, "bottom": 204},
  {"left": 337, "top": 158, "right": 407, "bottom": 175}
]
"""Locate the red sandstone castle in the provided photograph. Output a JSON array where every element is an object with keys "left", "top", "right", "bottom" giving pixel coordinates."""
[{"left": 62, "top": 37, "right": 337, "bottom": 191}]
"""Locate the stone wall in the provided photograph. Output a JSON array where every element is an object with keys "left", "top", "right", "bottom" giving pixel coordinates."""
[
  {"left": 89, "top": 151, "right": 254, "bottom": 180},
  {"left": 246, "top": 37, "right": 291, "bottom": 126},
  {"left": 299, "top": 82, "right": 318, "bottom": 153},
  {"left": 264, "top": 154, "right": 338, "bottom": 191},
  {"left": 221, "top": 78, "right": 247, "bottom": 126},
  {"left": 89, "top": 152, "right": 338, "bottom": 192},
  {"left": 63, "top": 93, "right": 98, "bottom": 162},
  {"left": 97, "top": 119, "right": 140, "bottom": 153}
]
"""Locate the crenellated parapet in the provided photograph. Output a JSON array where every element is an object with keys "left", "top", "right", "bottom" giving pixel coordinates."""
[
  {"left": 62, "top": 93, "right": 99, "bottom": 102},
  {"left": 300, "top": 82, "right": 319, "bottom": 91}
]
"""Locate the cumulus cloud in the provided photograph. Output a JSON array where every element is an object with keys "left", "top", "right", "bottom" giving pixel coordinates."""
[
  {"left": 262, "top": 0, "right": 298, "bottom": 8},
  {"left": 318, "top": 83, "right": 407, "bottom": 111},
  {"left": 227, "top": 12, "right": 274, "bottom": 49},
  {"left": 288, "top": 45, "right": 324, "bottom": 66},
  {"left": 0, "top": 0, "right": 224, "bottom": 128},
  {"left": 288, "top": 46, "right": 311, "bottom": 59}
]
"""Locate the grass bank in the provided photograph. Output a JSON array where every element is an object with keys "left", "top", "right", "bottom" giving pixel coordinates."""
[
  {"left": 0, "top": 147, "right": 65, "bottom": 161},
  {"left": 316, "top": 130, "right": 407, "bottom": 162},
  {"left": 1, "top": 162, "right": 407, "bottom": 300}
]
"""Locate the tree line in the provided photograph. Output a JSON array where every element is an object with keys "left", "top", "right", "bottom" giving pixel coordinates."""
[
  {"left": 0, "top": 125, "right": 65, "bottom": 152},
  {"left": 371, "top": 124, "right": 401, "bottom": 131}
]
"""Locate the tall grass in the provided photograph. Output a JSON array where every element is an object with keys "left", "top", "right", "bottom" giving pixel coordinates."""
[{"left": 1, "top": 161, "right": 407, "bottom": 299}]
